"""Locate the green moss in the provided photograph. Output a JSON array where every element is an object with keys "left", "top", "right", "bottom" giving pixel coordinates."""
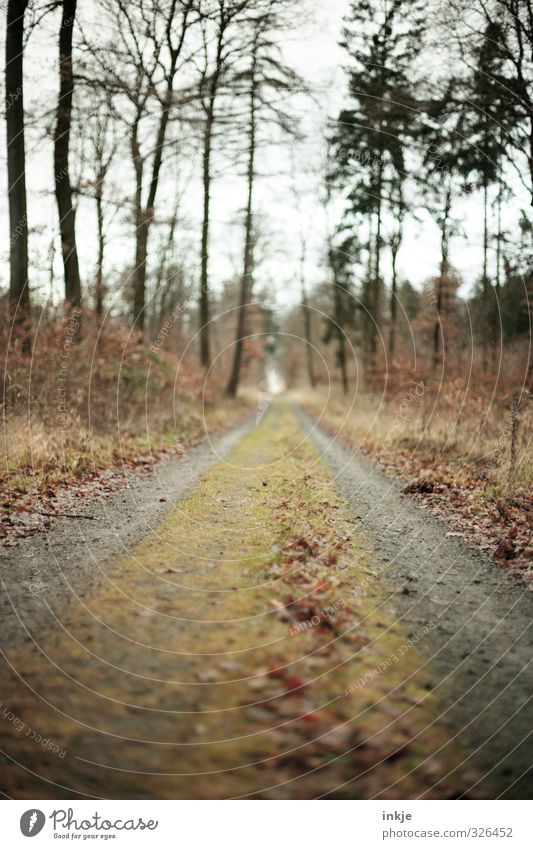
[{"left": 1, "top": 399, "right": 474, "bottom": 799}]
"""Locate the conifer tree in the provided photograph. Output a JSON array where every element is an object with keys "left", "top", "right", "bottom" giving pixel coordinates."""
[{"left": 331, "top": 0, "right": 424, "bottom": 372}]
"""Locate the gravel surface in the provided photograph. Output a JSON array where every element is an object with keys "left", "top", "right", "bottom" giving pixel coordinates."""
[
  {"left": 1, "top": 404, "right": 531, "bottom": 799},
  {"left": 296, "top": 403, "right": 533, "bottom": 799},
  {"left": 0, "top": 417, "right": 254, "bottom": 650}
]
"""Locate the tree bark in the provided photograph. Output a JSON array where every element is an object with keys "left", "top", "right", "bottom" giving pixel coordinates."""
[
  {"left": 388, "top": 239, "right": 399, "bottom": 360},
  {"left": 132, "top": 88, "right": 174, "bottom": 332},
  {"left": 94, "top": 176, "right": 105, "bottom": 318},
  {"left": 54, "top": 0, "right": 82, "bottom": 312},
  {"left": 226, "top": 51, "right": 257, "bottom": 398},
  {"left": 301, "top": 281, "right": 315, "bottom": 388},
  {"left": 372, "top": 158, "right": 383, "bottom": 357},
  {"left": 481, "top": 170, "right": 489, "bottom": 369},
  {"left": 388, "top": 187, "right": 403, "bottom": 361},
  {"left": 433, "top": 187, "right": 451, "bottom": 371},
  {"left": 5, "top": 0, "right": 30, "bottom": 337},
  {"left": 333, "top": 275, "right": 348, "bottom": 394},
  {"left": 199, "top": 112, "right": 213, "bottom": 368}
]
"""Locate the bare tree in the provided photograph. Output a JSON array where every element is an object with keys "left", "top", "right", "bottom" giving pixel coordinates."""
[
  {"left": 196, "top": 0, "right": 258, "bottom": 369},
  {"left": 131, "top": 1, "right": 196, "bottom": 332},
  {"left": 91, "top": 119, "right": 116, "bottom": 319},
  {"left": 226, "top": 1, "right": 304, "bottom": 396},
  {"left": 287, "top": 145, "right": 317, "bottom": 389},
  {"left": 387, "top": 182, "right": 405, "bottom": 360},
  {"left": 87, "top": 0, "right": 198, "bottom": 333},
  {"left": 81, "top": 93, "right": 117, "bottom": 318},
  {"left": 5, "top": 0, "right": 30, "bottom": 336},
  {"left": 54, "top": 0, "right": 82, "bottom": 312},
  {"left": 225, "top": 29, "right": 258, "bottom": 396}
]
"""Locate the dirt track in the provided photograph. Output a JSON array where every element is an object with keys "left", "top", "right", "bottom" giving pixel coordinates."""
[
  {"left": 296, "top": 403, "right": 533, "bottom": 798},
  {"left": 0, "top": 400, "right": 531, "bottom": 799}
]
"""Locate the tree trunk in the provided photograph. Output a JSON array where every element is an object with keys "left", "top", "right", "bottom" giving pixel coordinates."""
[
  {"left": 54, "top": 0, "right": 82, "bottom": 312},
  {"left": 94, "top": 177, "right": 105, "bottom": 318},
  {"left": 433, "top": 189, "right": 451, "bottom": 371},
  {"left": 199, "top": 113, "right": 213, "bottom": 368},
  {"left": 133, "top": 218, "right": 150, "bottom": 328},
  {"left": 481, "top": 170, "right": 489, "bottom": 369},
  {"left": 301, "top": 284, "right": 315, "bottom": 388},
  {"left": 388, "top": 240, "right": 398, "bottom": 360},
  {"left": 132, "top": 88, "right": 174, "bottom": 333},
  {"left": 155, "top": 202, "right": 179, "bottom": 329},
  {"left": 362, "top": 215, "right": 374, "bottom": 359},
  {"left": 226, "top": 54, "right": 257, "bottom": 398},
  {"left": 6, "top": 0, "right": 30, "bottom": 338},
  {"left": 490, "top": 174, "right": 503, "bottom": 367},
  {"left": 388, "top": 188, "right": 403, "bottom": 362},
  {"left": 333, "top": 276, "right": 348, "bottom": 394},
  {"left": 369, "top": 156, "right": 383, "bottom": 366},
  {"left": 529, "top": 114, "right": 533, "bottom": 207}
]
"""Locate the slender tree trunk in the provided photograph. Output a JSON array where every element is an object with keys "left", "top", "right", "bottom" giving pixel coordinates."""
[
  {"left": 298, "top": 241, "right": 315, "bottom": 388},
  {"left": 133, "top": 88, "right": 174, "bottom": 332},
  {"left": 133, "top": 218, "right": 150, "bottom": 329},
  {"left": 388, "top": 188, "right": 403, "bottom": 361},
  {"left": 226, "top": 54, "right": 257, "bottom": 398},
  {"left": 333, "top": 276, "right": 348, "bottom": 393},
  {"left": 54, "top": 0, "right": 82, "bottom": 313},
  {"left": 94, "top": 177, "right": 105, "bottom": 318},
  {"left": 362, "top": 215, "right": 374, "bottom": 359},
  {"left": 130, "top": 113, "right": 144, "bottom": 327},
  {"left": 199, "top": 113, "right": 213, "bottom": 368},
  {"left": 529, "top": 115, "right": 533, "bottom": 207},
  {"left": 481, "top": 171, "right": 489, "bottom": 369},
  {"left": 369, "top": 156, "right": 383, "bottom": 366},
  {"left": 492, "top": 175, "right": 503, "bottom": 365},
  {"left": 495, "top": 178, "right": 502, "bottom": 291},
  {"left": 388, "top": 241, "right": 399, "bottom": 360},
  {"left": 156, "top": 203, "right": 179, "bottom": 328},
  {"left": 433, "top": 189, "right": 450, "bottom": 372},
  {"left": 338, "top": 333, "right": 348, "bottom": 393},
  {"left": 6, "top": 0, "right": 30, "bottom": 339},
  {"left": 301, "top": 286, "right": 315, "bottom": 388}
]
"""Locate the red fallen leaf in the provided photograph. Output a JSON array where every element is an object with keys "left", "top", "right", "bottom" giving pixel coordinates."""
[
  {"left": 295, "top": 606, "right": 317, "bottom": 621},
  {"left": 314, "top": 579, "right": 332, "bottom": 592},
  {"left": 268, "top": 665, "right": 285, "bottom": 678},
  {"left": 284, "top": 675, "right": 306, "bottom": 696},
  {"left": 0, "top": 523, "right": 8, "bottom": 537},
  {"left": 301, "top": 710, "right": 325, "bottom": 724},
  {"left": 286, "top": 537, "right": 317, "bottom": 554}
]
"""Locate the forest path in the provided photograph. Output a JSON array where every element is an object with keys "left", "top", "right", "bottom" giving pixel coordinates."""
[{"left": 0, "top": 400, "right": 530, "bottom": 799}]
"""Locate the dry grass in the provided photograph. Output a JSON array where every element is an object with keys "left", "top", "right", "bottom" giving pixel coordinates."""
[
  {"left": 296, "top": 384, "right": 533, "bottom": 499},
  {"left": 1, "top": 313, "right": 253, "bottom": 495}
]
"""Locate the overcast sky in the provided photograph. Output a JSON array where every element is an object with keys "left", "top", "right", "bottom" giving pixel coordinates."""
[{"left": 0, "top": 0, "right": 528, "bottom": 316}]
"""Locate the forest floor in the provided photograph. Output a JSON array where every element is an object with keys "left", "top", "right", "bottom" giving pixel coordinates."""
[
  {"left": 0, "top": 396, "right": 251, "bottom": 547},
  {"left": 298, "top": 387, "right": 533, "bottom": 582},
  {"left": 0, "top": 399, "right": 531, "bottom": 799}
]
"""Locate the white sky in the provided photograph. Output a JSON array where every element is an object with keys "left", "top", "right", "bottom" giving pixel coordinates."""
[{"left": 0, "top": 0, "right": 529, "bottom": 315}]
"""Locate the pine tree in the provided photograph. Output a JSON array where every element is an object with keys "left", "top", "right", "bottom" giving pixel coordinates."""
[
  {"left": 331, "top": 0, "right": 425, "bottom": 373},
  {"left": 322, "top": 230, "right": 358, "bottom": 393},
  {"left": 457, "top": 20, "right": 516, "bottom": 363}
]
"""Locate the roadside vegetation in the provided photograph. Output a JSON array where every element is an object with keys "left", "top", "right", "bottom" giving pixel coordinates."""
[{"left": 299, "top": 380, "right": 533, "bottom": 579}]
